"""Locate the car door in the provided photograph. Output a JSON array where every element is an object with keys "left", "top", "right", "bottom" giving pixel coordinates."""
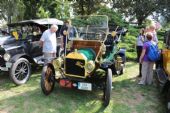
[{"left": 28, "top": 35, "right": 42, "bottom": 57}]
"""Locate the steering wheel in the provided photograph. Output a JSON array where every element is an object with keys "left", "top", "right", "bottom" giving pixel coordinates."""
[
  {"left": 96, "top": 30, "right": 107, "bottom": 35},
  {"left": 95, "top": 30, "right": 107, "bottom": 40}
]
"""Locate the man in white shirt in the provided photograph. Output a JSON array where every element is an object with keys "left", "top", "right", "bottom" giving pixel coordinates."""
[{"left": 40, "top": 24, "right": 58, "bottom": 64}]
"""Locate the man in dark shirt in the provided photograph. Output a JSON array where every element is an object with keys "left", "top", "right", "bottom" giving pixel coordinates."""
[{"left": 60, "top": 19, "right": 78, "bottom": 55}]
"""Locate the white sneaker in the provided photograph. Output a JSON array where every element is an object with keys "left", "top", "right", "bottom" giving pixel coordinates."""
[{"left": 138, "top": 81, "right": 145, "bottom": 85}]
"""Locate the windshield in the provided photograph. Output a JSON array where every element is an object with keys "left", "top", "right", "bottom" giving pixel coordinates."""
[{"left": 71, "top": 15, "right": 109, "bottom": 41}]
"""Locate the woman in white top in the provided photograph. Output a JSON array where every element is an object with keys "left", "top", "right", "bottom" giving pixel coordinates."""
[
  {"left": 145, "top": 25, "right": 159, "bottom": 44},
  {"left": 136, "top": 28, "right": 145, "bottom": 77},
  {"left": 149, "top": 25, "right": 158, "bottom": 44}
]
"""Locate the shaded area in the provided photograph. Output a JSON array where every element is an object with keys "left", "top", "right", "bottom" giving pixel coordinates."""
[{"left": 0, "top": 62, "right": 166, "bottom": 113}]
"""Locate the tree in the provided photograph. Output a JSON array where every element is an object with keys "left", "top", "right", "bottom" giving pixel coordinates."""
[
  {"left": 22, "top": 0, "right": 71, "bottom": 19},
  {"left": 97, "top": 6, "right": 125, "bottom": 26},
  {"left": 22, "top": 0, "right": 40, "bottom": 19},
  {"left": 111, "top": 0, "right": 161, "bottom": 25},
  {"left": 0, "top": 0, "right": 25, "bottom": 23},
  {"left": 71, "top": 0, "right": 110, "bottom": 15},
  {"left": 156, "top": 0, "right": 170, "bottom": 22},
  {"left": 52, "top": 0, "right": 71, "bottom": 19}
]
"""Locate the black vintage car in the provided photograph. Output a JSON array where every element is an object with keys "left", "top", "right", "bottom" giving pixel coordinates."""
[{"left": 0, "top": 18, "right": 63, "bottom": 85}]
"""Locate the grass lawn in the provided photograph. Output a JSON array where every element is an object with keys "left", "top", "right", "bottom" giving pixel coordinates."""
[{"left": 0, "top": 62, "right": 166, "bottom": 113}]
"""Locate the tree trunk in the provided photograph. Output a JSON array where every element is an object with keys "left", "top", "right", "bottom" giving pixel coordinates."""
[
  {"left": 7, "top": 15, "right": 12, "bottom": 32},
  {"left": 137, "top": 18, "right": 144, "bottom": 26},
  {"left": 8, "top": 15, "right": 11, "bottom": 24}
]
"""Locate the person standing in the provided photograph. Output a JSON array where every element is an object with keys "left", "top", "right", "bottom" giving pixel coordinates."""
[
  {"left": 40, "top": 24, "right": 58, "bottom": 64},
  {"left": 138, "top": 32, "right": 155, "bottom": 85},
  {"left": 136, "top": 28, "right": 145, "bottom": 77},
  {"left": 60, "top": 19, "right": 78, "bottom": 55},
  {"left": 146, "top": 25, "right": 158, "bottom": 44}
]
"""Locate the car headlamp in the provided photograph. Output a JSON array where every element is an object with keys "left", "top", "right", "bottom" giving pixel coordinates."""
[
  {"left": 85, "top": 60, "right": 95, "bottom": 73},
  {"left": 3, "top": 53, "right": 11, "bottom": 61},
  {"left": 52, "top": 57, "right": 63, "bottom": 70}
]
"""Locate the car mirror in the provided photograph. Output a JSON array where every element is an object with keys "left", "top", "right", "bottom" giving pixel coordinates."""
[
  {"left": 12, "top": 31, "right": 19, "bottom": 40},
  {"left": 111, "top": 31, "right": 117, "bottom": 38}
]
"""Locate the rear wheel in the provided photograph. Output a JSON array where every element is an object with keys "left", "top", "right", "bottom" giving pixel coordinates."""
[
  {"left": 103, "top": 68, "right": 112, "bottom": 106},
  {"left": 113, "top": 55, "right": 125, "bottom": 75},
  {"left": 41, "top": 65, "right": 55, "bottom": 95},
  {"left": 167, "top": 87, "right": 170, "bottom": 113},
  {"left": 120, "top": 63, "right": 125, "bottom": 75},
  {"left": 10, "top": 58, "right": 31, "bottom": 85}
]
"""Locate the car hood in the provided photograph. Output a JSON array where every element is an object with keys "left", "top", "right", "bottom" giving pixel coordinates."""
[
  {"left": 0, "top": 36, "right": 22, "bottom": 51},
  {"left": 0, "top": 36, "right": 11, "bottom": 45},
  {"left": 2, "top": 43, "right": 22, "bottom": 51}
]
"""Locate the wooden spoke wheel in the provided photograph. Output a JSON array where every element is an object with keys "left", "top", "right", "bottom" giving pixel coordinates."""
[{"left": 41, "top": 65, "right": 55, "bottom": 95}]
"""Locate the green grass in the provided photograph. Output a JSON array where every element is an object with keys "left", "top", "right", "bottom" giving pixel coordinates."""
[{"left": 0, "top": 62, "right": 166, "bottom": 113}]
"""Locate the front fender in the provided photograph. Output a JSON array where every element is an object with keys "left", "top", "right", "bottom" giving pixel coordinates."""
[
  {"left": 9, "top": 54, "right": 30, "bottom": 63},
  {"left": 117, "top": 48, "right": 126, "bottom": 62},
  {"left": 9, "top": 53, "right": 26, "bottom": 63},
  {"left": 117, "top": 48, "right": 126, "bottom": 56},
  {"left": 100, "top": 61, "right": 113, "bottom": 70}
]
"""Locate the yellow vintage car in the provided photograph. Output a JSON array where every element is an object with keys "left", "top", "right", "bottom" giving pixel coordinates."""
[
  {"left": 156, "top": 29, "right": 170, "bottom": 112},
  {"left": 40, "top": 15, "right": 127, "bottom": 106}
]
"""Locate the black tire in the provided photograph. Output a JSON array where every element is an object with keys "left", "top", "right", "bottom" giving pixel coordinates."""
[
  {"left": 103, "top": 68, "right": 112, "bottom": 106},
  {"left": 41, "top": 65, "right": 55, "bottom": 95},
  {"left": 120, "top": 63, "right": 125, "bottom": 75},
  {"left": 167, "top": 87, "right": 170, "bottom": 113},
  {"left": 10, "top": 58, "right": 31, "bottom": 85},
  {"left": 112, "top": 63, "right": 125, "bottom": 75}
]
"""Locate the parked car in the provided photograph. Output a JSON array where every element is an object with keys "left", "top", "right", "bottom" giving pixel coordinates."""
[
  {"left": 0, "top": 18, "right": 63, "bottom": 85},
  {"left": 40, "top": 15, "right": 127, "bottom": 106},
  {"left": 156, "top": 29, "right": 170, "bottom": 112}
]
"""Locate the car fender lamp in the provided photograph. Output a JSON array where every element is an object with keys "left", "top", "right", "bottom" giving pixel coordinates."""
[{"left": 3, "top": 53, "right": 11, "bottom": 61}]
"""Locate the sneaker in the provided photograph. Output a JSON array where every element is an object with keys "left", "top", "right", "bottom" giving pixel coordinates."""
[{"left": 138, "top": 81, "right": 145, "bottom": 85}]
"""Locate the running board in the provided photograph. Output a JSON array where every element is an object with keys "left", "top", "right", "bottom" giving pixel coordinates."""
[{"left": 33, "top": 56, "right": 44, "bottom": 65}]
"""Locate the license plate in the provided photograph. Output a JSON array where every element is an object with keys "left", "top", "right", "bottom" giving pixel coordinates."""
[
  {"left": 78, "top": 82, "right": 92, "bottom": 91},
  {"left": 6, "top": 62, "right": 12, "bottom": 68}
]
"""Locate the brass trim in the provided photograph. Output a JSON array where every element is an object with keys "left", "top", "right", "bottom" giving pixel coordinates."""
[{"left": 64, "top": 73, "right": 86, "bottom": 78}]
